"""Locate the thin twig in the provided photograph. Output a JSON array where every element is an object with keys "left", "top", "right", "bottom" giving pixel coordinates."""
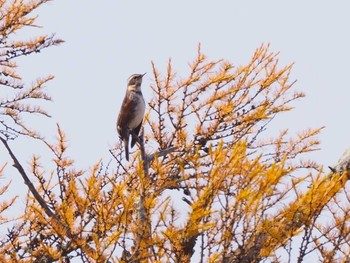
[{"left": 109, "top": 147, "right": 129, "bottom": 175}]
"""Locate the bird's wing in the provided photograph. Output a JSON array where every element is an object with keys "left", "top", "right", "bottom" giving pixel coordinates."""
[{"left": 117, "top": 94, "right": 138, "bottom": 137}]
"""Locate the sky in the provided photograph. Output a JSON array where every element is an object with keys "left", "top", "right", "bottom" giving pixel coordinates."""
[{"left": 1, "top": 0, "right": 350, "bottom": 262}]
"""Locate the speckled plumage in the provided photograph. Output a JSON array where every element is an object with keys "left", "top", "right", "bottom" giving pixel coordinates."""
[{"left": 117, "top": 73, "right": 146, "bottom": 161}]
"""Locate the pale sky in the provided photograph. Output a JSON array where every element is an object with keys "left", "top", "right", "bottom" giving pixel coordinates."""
[
  {"left": 1, "top": 1, "right": 350, "bottom": 262},
  {"left": 9, "top": 0, "right": 349, "bottom": 166}
]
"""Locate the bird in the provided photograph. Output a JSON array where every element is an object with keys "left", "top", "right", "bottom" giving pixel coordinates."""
[{"left": 117, "top": 73, "right": 146, "bottom": 161}]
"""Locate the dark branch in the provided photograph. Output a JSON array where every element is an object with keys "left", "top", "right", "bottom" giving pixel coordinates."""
[{"left": 0, "top": 136, "right": 71, "bottom": 236}]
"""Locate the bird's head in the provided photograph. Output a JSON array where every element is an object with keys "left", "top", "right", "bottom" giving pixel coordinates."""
[{"left": 127, "top": 73, "right": 146, "bottom": 92}]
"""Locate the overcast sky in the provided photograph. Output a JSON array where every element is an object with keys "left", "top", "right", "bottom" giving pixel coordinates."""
[{"left": 1, "top": 1, "right": 350, "bottom": 261}]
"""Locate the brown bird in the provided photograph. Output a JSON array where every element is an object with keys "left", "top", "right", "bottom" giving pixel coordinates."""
[{"left": 117, "top": 73, "right": 146, "bottom": 161}]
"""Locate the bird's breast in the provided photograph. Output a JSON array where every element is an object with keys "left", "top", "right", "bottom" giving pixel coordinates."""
[{"left": 128, "top": 93, "right": 145, "bottom": 129}]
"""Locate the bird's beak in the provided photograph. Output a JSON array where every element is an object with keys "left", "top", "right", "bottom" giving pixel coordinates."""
[{"left": 141, "top": 72, "right": 146, "bottom": 77}]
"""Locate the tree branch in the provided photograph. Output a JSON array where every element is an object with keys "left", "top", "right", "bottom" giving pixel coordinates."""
[
  {"left": 133, "top": 130, "right": 178, "bottom": 165},
  {"left": 0, "top": 136, "right": 105, "bottom": 261},
  {"left": 0, "top": 136, "right": 70, "bottom": 234}
]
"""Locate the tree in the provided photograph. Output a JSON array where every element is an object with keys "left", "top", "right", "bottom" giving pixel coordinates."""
[{"left": 1, "top": 1, "right": 350, "bottom": 262}]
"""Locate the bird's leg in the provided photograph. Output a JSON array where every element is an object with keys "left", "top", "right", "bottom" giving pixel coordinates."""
[{"left": 131, "top": 130, "right": 142, "bottom": 146}]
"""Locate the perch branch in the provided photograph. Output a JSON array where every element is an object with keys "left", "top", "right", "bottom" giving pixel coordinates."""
[{"left": 126, "top": 130, "right": 178, "bottom": 262}]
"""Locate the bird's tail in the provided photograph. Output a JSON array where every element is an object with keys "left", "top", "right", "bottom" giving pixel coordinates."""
[{"left": 124, "top": 138, "right": 129, "bottom": 161}]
